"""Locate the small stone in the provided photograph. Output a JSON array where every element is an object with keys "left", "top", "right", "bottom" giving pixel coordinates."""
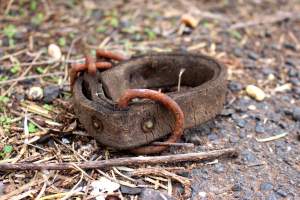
[
  {"left": 180, "top": 14, "right": 198, "bottom": 28},
  {"left": 275, "top": 188, "right": 288, "bottom": 197},
  {"left": 236, "top": 119, "right": 246, "bottom": 128},
  {"left": 27, "top": 86, "right": 43, "bottom": 101},
  {"left": 120, "top": 185, "right": 142, "bottom": 195},
  {"left": 232, "top": 182, "right": 243, "bottom": 191},
  {"left": 48, "top": 44, "right": 62, "bottom": 60},
  {"left": 255, "top": 122, "right": 265, "bottom": 133},
  {"left": 260, "top": 182, "right": 273, "bottom": 191},
  {"left": 43, "top": 85, "right": 60, "bottom": 103},
  {"left": 248, "top": 105, "right": 256, "bottom": 110},
  {"left": 247, "top": 52, "right": 259, "bottom": 60},
  {"left": 213, "top": 163, "right": 225, "bottom": 174},
  {"left": 241, "top": 150, "right": 257, "bottom": 164},
  {"left": 292, "top": 107, "right": 300, "bottom": 121},
  {"left": 228, "top": 81, "right": 243, "bottom": 92},
  {"left": 139, "top": 188, "right": 175, "bottom": 200},
  {"left": 233, "top": 47, "right": 243, "bottom": 57},
  {"left": 283, "top": 43, "right": 297, "bottom": 51},
  {"left": 267, "top": 74, "right": 276, "bottom": 81},
  {"left": 246, "top": 85, "right": 266, "bottom": 101}
]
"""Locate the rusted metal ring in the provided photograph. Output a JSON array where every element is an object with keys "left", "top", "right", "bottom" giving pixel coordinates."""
[
  {"left": 118, "top": 89, "right": 184, "bottom": 154},
  {"left": 69, "top": 50, "right": 126, "bottom": 89}
]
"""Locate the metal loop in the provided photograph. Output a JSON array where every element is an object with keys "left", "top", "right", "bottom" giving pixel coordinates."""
[{"left": 118, "top": 89, "right": 184, "bottom": 154}]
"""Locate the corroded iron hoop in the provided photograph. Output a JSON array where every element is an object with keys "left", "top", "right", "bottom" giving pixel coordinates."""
[{"left": 118, "top": 89, "right": 184, "bottom": 154}]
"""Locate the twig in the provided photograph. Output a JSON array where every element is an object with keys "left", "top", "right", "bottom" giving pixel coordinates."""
[
  {"left": 0, "top": 58, "right": 85, "bottom": 68},
  {"left": 256, "top": 132, "right": 288, "bottom": 142},
  {"left": 0, "top": 148, "right": 238, "bottom": 171},
  {"left": 2, "top": 51, "right": 42, "bottom": 96},
  {"left": 132, "top": 168, "right": 191, "bottom": 198},
  {"left": 152, "top": 141, "right": 194, "bottom": 148},
  {"left": 229, "top": 11, "right": 300, "bottom": 30},
  {"left": 0, "top": 72, "right": 64, "bottom": 85}
]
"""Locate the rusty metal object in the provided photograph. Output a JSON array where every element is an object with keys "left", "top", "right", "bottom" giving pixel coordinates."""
[
  {"left": 72, "top": 52, "right": 227, "bottom": 153},
  {"left": 69, "top": 50, "right": 126, "bottom": 88},
  {"left": 118, "top": 89, "right": 184, "bottom": 154}
]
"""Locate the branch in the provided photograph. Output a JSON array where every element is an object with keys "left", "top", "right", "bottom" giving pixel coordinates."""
[{"left": 0, "top": 148, "right": 238, "bottom": 171}]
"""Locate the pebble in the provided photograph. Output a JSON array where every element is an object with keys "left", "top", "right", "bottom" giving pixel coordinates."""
[
  {"left": 292, "top": 107, "right": 300, "bottom": 121},
  {"left": 260, "top": 182, "right": 273, "bottom": 191},
  {"left": 213, "top": 163, "right": 225, "bottom": 174},
  {"left": 232, "top": 182, "right": 243, "bottom": 191},
  {"left": 255, "top": 122, "right": 265, "bottom": 133},
  {"left": 120, "top": 185, "right": 142, "bottom": 195},
  {"left": 139, "top": 188, "right": 175, "bottom": 200},
  {"left": 180, "top": 14, "right": 198, "bottom": 28},
  {"left": 228, "top": 81, "right": 243, "bottom": 92},
  {"left": 233, "top": 47, "right": 243, "bottom": 57},
  {"left": 43, "top": 85, "right": 60, "bottom": 103},
  {"left": 275, "top": 188, "right": 288, "bottom": 197},
  {"left": 27, "top": 86, "right": 43, "bottom": 100},
  {"left": 247, "top": 51, "right": 259, "bottom": 60},
  {"left": 48, "top": 44, "right": 62, "bottom": 60},
  {"left": 241, "top": 150, "right": 257, "bottom": 164},
  {"left": 235, "top": 118, "right": 246, "bottom": 128},
  {"left": 283, "top": 43, "right": 297, "bottom": 51},
  {"left": 246, "top": 85, "right": 266, "bottom": 101}
]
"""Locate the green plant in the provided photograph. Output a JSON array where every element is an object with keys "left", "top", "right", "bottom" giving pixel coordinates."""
[
  {"left": 0, "top": 75, "right": 8, "bottom": 81},
  {"left": 43, "top": 104, "right": 53, "bottom": 111},
  {"left": 0, "top": 145, "right": 13, "bottom": 159},
  {"left": 3, "top": 24, "right": 17, "bottom": 46},
  {"left": 31, "top": 13, "right": 44, "bottom": 25},
  {"left": 10, "top": 63, "right": 20, "bottom": 74},
  {"left": 144, "top": 28, "right": 156, "bottom": 40},
  {"left": 229, "top": 30, "right": 242, "bottom": 40},
  {"left": 28, "top": 122, "right": 38, "bottom": 133},
  {"left": 0, "top": 96, "right": 9, "bottom": 104},
  {"left": 36, "top": 66, "right": 46, "bottom": 74},
  {"left": 58, "top": 37, "right": 66, "bottom": 47},
  {"left": 0, "top": 115, "right": 12, "bottom": 133},
  {"left": 30, "top": 0, "right": 38, "bottom": 11}
]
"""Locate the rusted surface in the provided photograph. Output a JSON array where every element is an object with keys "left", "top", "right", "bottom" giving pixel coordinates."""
[
  {"left": 96, "top": 49, "right": 128, "bottom": 61},
  {"left": 72, "top": 52, "right": 227, "bottom": 151},
  {"left": 70, "top": 56, "right": 112, "bottom": 88},
  {"left": 118, "top": 89, "right": 184, "bottom": 154},
  {"left": 69, "top": 50, "right": 127, "bottom": 88}
]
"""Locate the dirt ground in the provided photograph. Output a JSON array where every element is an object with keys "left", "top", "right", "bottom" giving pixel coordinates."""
[{"left": 0, "top": 0, "right": 300, "bottom": 199}]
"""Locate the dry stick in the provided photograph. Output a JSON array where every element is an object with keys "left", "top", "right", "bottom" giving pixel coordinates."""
[
  {"left": 229, "top": 11, "right": 300, "bottom": 30},
  {"left": 2, "top": 52, "right": 42, "bottom": 96},
  {"left": 0, "top": 72, "right": 64, "bottom": 85},
  {"left": 152, "top": 142, "right": 194, "bottom": 148},
  {"left": 0, "top": 148, "right": 238, "bottom": 171}
]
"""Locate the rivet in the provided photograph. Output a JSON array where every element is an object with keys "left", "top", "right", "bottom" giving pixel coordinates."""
[
  {"left": 92, "top": 117, "right": 103, "bottom": 131},
  {"left": 142, "top": 119, "right": 154, "bottom": 132}
]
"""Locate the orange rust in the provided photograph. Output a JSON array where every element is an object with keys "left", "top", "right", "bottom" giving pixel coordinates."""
[
  {"left": 69, "top": 55, "right": 112, "bottom": 88},
  {"left": 96, "top": 49, "right": 128, "bottom": 61},
  {"left": 118, "top": 89, "right": 184, "bottom": 154},
  {"left": 69, "top": 49, "right": 129, "bottom": 89}
]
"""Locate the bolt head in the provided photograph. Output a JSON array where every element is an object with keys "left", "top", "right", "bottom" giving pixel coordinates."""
[
  {"left": 92, "top": 117, "right": 103, "bottom": 131},
  {"left": 142, "top": 118, "right": 154, "bottom": 132}
]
